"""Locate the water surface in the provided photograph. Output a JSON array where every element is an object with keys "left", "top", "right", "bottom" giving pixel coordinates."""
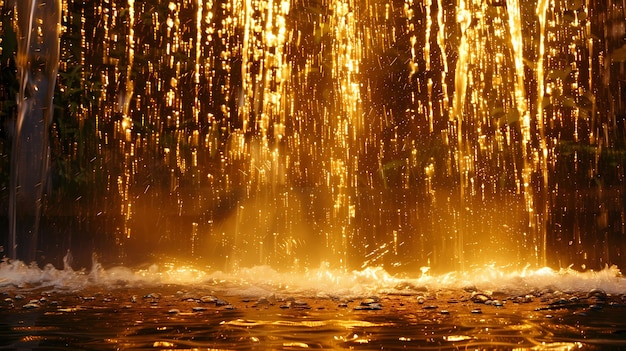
[{"left": 0, "top": 262, "right": 625, "bottom": 349}]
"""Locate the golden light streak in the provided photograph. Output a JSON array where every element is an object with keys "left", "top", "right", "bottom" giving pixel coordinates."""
[
  {"left": 123, "top": 0, "right": 135, "bottom": 118},
  {"left": 506, "top": 0, "right": 527, "bottom": 120},
  {"left": 404, "top": 0, "right": 417, "bottom": 77},
  {"left": 507, "top": 0, "right": 532, "bottom": 230},
  {"left": 195, "top": 0, "right": 202, "bottom": 85},
  {"left": 536, "top": 0, "right": 550, "bottom": 267},
  {"left": 452, "top": 0, "right": 470, "bottom": 124},
  {"left": 424, "top": 0, "right": 432, "bottom": 72},
  {"left": 436, "top": 0, "right": 449, "bottom": 112}
]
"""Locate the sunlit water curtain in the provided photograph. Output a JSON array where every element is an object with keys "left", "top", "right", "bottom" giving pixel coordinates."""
[{"left": 2, "top": 0, "right": 625, "bottom": 272}]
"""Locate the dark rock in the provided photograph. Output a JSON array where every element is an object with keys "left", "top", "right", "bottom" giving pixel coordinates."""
[
  {"left": 587, "top": 289, "right": 607, "bottom": 300},
  {"left": 589, "top": 304, "right": 603, "bottom": 311},
  {"left": 471, "top": 293, "right": 491, "bottom": 304},
  {"left": 200, "top": 295, "right": 218, "bottom": 303},
  {"left": 355, "top": 302, "right": 382, "bottom": 310}
]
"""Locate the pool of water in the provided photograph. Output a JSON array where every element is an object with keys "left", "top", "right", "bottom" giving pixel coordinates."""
[{"left": 1, "top": 263, "right": 626, "bottom": 350}]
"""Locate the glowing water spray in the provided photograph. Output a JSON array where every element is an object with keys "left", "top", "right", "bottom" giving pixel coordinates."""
[{"left": 4, "top": 0, "right": 624, "bottom": 273}]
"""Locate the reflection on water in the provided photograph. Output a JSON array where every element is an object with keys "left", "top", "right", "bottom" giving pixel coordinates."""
[{"left": 1, "top": 282, "right": 625, "bottom": 349}]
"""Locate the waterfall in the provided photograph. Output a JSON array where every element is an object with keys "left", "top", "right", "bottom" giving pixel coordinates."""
[
  {"left": 8, "top": 0, "right": 61, "bottom": 261},
  {"left": 1, "top": 0, "right": 625, "bottom": 272}
]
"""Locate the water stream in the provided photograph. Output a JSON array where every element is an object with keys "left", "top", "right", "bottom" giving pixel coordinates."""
[{"left": 6, "top": 0, "right": 61, "bottom": 263}]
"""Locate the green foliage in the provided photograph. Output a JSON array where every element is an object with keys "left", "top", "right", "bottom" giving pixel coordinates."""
[
  {"left": 0, "top": 9, "right": 17, "bottom": 198},
  {"left": 0, "top": 6, "right": 17, "bottom": 119},
  {"left": 52, "top": 61, "right": 103, "bottom": 192},
  {"left": 556, "top": 140, "right": 626, "bottom": 187},
  {"left": 48, "top": 4, "right": 103, "bottom": 195}
]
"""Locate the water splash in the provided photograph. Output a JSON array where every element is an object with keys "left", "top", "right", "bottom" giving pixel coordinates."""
[{"left": 0, "top": 257, "right": 624, "bottom": 298}]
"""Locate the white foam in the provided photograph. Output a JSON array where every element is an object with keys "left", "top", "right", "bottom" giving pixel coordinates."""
[{"left": 0, "top": 258, "right": 623, "bottom": 297}]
